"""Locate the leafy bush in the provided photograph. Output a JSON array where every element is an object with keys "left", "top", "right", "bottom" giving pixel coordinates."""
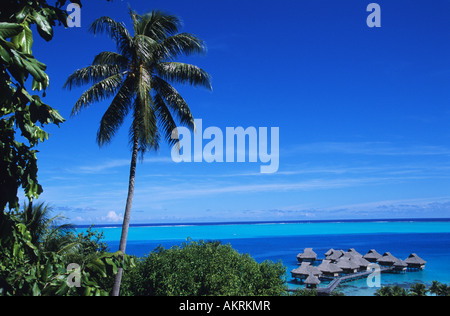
[
  {"left": 0, "top": 210, "right": 131, "bottom": 296},
  {"left": 122, "top": 240, "right": 287, "bottom": 296}
]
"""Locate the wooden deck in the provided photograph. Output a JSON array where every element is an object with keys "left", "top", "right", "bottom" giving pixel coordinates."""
[{"left": 316, "top": 267, "right": 394, "bottom": 295}]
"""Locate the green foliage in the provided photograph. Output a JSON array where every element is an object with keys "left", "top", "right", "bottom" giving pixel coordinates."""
[
  {"left": 375, "top": 281, "right": 450, "bottom": 296},
  {"left": 429, "top": 280, "right": 450, "bottom": 296},
  {"left": 121, "top": 240, "right": 287, "bottom": 296},
  {"left": 0, "top": 1, "right": 71, "bottom": 211},
  {"left": 0, "top": 210, "right": 132, "bottom": 296}
]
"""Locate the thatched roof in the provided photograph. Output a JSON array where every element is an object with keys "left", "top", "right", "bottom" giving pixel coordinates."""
[
  {"left": 404, "top": 253, "right": 426, "bottom": 265},
  {"left": 347, "top": 248, "right": 363, "bottom": 258},
  {"left": 304, "top": 274, "right": 321, "bottom": 285},
  {"left": 291, "top": 262, "right": 322, "bottom": 277},
  {"left": 325, "top": 249, "right": 335, "bottom": 256},
  {"left": 377, "top": 252, "right": 398, "bottom": 264},
  {"left": 393, "top": 258, "right": 408, "bottom": 268},
  {"left": 351, "top": 256, "right": 371, "bottom": 268},
  {"left": 297, "top": 248, "right": 317, "bottom": 260},
  {"left": 318, "top": 260, "right": 343, "bottom": 274},
  {"left": 363, "top": 249, "right": 382, "bottom": 261},
  {"left": 326, "top": 249, "right": 344, "bottom": 261},
  {"left": 336, "top": 257, "right": 359, "bottom": 270}
]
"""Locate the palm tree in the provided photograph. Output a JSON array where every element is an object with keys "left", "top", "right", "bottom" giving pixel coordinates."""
[
  {"left": 19, "top": 202, "right": 74, "bottom": 249},
  {"left": 429, "top": 280, "right": 450, "bottom": 296},
  {"left": 64, "top": 9, "right": 212, "bottom": 296},
  {"left": 374, "top": 286, "right": 393, "bottom": 296},
  {"left": 408, "top": 283, "right": 428, "bottom": 296},
  {"left": 429, "top": 281, "right": 442, "bottom": 296}
]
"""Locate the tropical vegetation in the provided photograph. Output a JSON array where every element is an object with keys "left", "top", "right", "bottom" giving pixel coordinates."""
[
  {"left": 121, "top": 240, "right": 287, "bottom": 296},
  {"left": 0, "top": 203, "right": 131, "bottom": 296},
  {"left": 375, "top": 281, "right": 450, "bottom": 297}
]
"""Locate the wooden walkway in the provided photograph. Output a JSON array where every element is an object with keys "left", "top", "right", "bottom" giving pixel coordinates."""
[{"left": 316, "top": 267, "right": 394, "bottom": 295}]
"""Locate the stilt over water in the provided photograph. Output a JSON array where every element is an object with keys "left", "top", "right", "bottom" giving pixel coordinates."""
[{"left": 292, "top": 248, "right": 426, "bottom": 294}]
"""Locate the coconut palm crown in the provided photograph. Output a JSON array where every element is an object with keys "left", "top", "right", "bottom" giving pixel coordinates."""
[
  {"left": 65, "top": 9, "right": 211, "bottom": 153},
  {"left": 64, "top": 9, "right": 212, "bottom": 295}
]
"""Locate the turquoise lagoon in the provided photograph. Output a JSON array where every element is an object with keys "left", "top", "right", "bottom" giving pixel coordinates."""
[{"left": 78, "top": 220, "right": 450, "bottom": 296}]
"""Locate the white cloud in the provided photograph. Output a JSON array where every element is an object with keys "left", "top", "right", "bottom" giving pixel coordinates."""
[
  {"left": 76, "top": 157, "right": 174, "bottom": 174},
  {"left": 103, "top": 211, "right": 123, "bottom": 223}
]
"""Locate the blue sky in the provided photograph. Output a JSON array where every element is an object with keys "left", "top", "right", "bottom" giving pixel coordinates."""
[{"left": 26, "top": 0, "right": 450, "bottom": 224}]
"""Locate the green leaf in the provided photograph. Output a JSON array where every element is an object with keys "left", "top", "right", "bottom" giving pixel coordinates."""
[
  {"left": 84, "top": 287, "right": 92, "bottom": 296},
  {"left": 55, "top": 281, "right": 69, "bottom": 296},
  {"left": 0, "top": 44, "right": 11, "bottom": 64},
  {"left": 32, "top": 282, "right": 41, "bottom": 296},
  {"left": 19, "top": 55, "right": 47, "bottom": 83},
  {"left": 105, "top": 258, "right": 118, "bottom": 274},
  {"left": 0, "top": 23, "right": 24, "bottom": 39},
  {"left": 11, "top": 24, "right": 33, "bottom": 55},
  {"left": 13, "top": 243, "right": 20, "bottom": 257},
  {"left": 33, "top": 12, "right": 54, "bottom": 42}
]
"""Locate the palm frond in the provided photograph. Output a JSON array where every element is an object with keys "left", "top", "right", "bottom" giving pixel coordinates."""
[
  {"left": 156, "top": 62, "right": 212, "bottom": 90},
  {"left": 132, "top": 10, "right": 181, "bottom": 40},
  {"left": 153, "top": 76, "right": 195, "bottom": 129},
  {"left": 133, "top": 34, "right": 158, "bottom": 64},
  {"left": 155, "top": 33, "right": 207, "bottom": 60},
  {"left": 134, "top": 65, "right": 160, "bottom": 155},
  {"left": 130, "top": 97, "right": 160, "bottom": 156},
  {"left": 64, "top": 64, "right": 122, "bottom": 90},
  {"left": 72, "top": 73, "right": 124, "bottom": 116},
  {"left": 89, "top": 16, "right": 133, "bottom": 58},
  {"left": 96, "top": 76, "right": 135, "bottom": 146},
  {"left": 153, "top": 93, "right": 179, "bottom": 146},
  {"left": 92, "top": 51, "right": 129, "bottom": 68}
]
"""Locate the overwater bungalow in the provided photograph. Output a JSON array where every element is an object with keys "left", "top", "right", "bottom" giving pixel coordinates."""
[
  {"left": 317, "top": 260, "right": 342, "bottom": 278},
  {"left": 324, "top": 249, "right": 335, "bottom": 257},
  {"left": 347, "top": 248, "right": 363, "bottom": 258},
  {"left": 336, "top": 257, "right": 359, "bottom": 274},
  {"left": 363, "top": 249, "right": 382, "bottom": 262},
  {"left": 297, "top": 248, "right": 318, "bottom": 263},
  {"left": 351, "top": 256, "right": 371, "bottom": 271},
  {"left": 404, "top": 253, "right": 426, "bottom": 270},
  {"left": 304, "top": 274, "right": 321, "bottom": 289},
  {"left": 326, "top": 249, "right": 344, "bottom": 262},
  {"left": 292, "top": 247, "right": 426, "bottom": 293},
  {"left": 291, "top": 262, "right": 322, "bottom": 280},
  {"left": 393, "top": 258, "right": 408, "bottom": 272},
  {"left": 377, "top": 252, "right": 398, "bottom": 267}
]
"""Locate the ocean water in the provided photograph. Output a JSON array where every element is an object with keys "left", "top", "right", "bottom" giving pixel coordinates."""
[{"left": 78, "top": 220, "right": 450, "bottom": 296}]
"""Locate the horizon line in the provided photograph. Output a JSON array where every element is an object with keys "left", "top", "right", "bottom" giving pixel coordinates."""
[{"left": 74, "top": 217, "right": 450, "bottom": 229}]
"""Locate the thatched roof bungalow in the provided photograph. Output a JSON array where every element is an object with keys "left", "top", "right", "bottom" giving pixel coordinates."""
[
  {"left": 404, "top": 253, "right": 426, "bottom": 270},
  {"left": 326, "top": 249, "right": 344, "bottom": 262},
  {"left": 318, "top": 260, "right": 343, "bottom": 277},
  {"left": 304, "top": 274, "right": 321, "bottom": 288},
  {"left": 363, "top": 249, "right": 382, "bottom": 262},
  {"left": 393, "top": 258, "right": 408, "bottom": 272},
  {"left": 297, "top": 248, "right": 317, "bottom": 263},
  {"left": 336, "top": 257, "right": 359, "bottom": 274},
  {"left": 351, "top": 256, "right": 371, "bottom": 271},
  {"left": 291, "top": 262, "right": 322, "bottom": 279},
  {"left": 377, "top": 252, "right": 398, "bottom": 267},
  {"left": 347, "top": 248, "right": 363, "bottom": 258}
]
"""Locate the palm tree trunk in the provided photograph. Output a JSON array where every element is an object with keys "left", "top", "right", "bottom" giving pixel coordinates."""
[{"left": 111, "top": 137, "right": 139, "bottom": 296}]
